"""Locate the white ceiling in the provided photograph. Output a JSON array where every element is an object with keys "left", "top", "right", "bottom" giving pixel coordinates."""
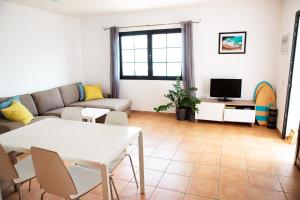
[{"left": 6, "top": 0, "right": 207, "bottom": 17}]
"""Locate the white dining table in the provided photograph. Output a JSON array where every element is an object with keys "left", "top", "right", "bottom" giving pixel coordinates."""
[{"left": 0, "top": 118, "right": 145, "bottom": 200}]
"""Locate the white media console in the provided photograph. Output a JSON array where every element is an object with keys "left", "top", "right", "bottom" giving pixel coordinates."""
[{"left": 195, "top": 98, "right": 256, "bottom": 126}]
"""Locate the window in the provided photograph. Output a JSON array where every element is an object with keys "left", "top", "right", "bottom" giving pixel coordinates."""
[{"left": 119, "top": 29, "right": 182, "bottom": 80}]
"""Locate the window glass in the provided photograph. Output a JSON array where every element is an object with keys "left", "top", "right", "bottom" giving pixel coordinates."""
[
  {"left": 122, "top": 63, "right": 135, "bottom": 76},
  {"left": 152, "top": 34, "right": 166, "bottom": 48},
  {"left": 134, "top": 35, "right": 147, "bottom": 49},
  {"left": 153, "top": 63, "right": 167, "bottom": 76},
  {"left": 167, "top": 33, "right": 182, "bottom": 47},
  {"left": 121, "top": 36, "right": 134, "bottom": 49},
  {"left": 167, "top": 63, "right": 182, "bottom": 76}
]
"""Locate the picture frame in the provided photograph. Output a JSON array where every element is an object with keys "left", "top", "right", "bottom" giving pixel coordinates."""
[
  {"left": 219, "top": 31, "right": 247, "bottom": 54},
  {"left": 281, "top": 33, "right": 290, "bottom": 55}
]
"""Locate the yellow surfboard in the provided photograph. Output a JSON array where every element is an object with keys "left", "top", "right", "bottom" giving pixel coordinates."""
[
  {"left": 254, "top": 82, "right": 276, "bottom": 126},
  {"left": 254, "top": 82, "right": 269, "bottom": 101}
]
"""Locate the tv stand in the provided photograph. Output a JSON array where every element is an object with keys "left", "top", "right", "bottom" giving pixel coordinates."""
[
  {"left": 217, "top": 97, "right": 232, "bottom": 102},
  {"left": 195, "top": 98, "right": 256, "bottom": 126}
]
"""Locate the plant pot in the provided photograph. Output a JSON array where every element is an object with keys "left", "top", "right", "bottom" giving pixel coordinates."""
[
  {"left": 186, "top": 108, "right": 195, "bottom": 122},
  {"left": 176, "top": 108, "right": 186, "bottom": 121}
]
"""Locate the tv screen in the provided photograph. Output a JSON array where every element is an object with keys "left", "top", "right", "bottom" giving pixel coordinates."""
[{"left": 210, "top": 79, "right": 242, "bottom": 100}]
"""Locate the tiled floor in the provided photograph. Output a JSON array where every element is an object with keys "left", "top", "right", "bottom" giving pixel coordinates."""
[{"left": 5, "top": 111, "right": 300, "bottom": 200}]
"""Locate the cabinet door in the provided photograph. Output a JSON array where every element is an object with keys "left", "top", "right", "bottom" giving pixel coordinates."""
[
  {"left": 224, "top": 109, "right": 256, "bottom": 123},
  {"left": 195, "top": 102, "right": 225, "bottom": 121}
]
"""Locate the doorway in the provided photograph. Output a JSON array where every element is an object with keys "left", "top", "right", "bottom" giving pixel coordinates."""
[
  {"left": 282, "top": 10, "right": 300, "bottom": 138},
  {"left": 282, "top": 10, "right": 300, "bottom": 168}
]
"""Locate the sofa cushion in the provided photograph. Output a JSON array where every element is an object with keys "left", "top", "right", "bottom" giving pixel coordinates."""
[
  {"left": 84, "top": 85, "right": 104, "bottom": 101},
  {"left": 70, "top": 98, "right": 131, "bottom": 111},
  {"left": 32, "top": 88, "right": 65, "bottom": 115},
  {"left": 0, "top": 96, "right": 20, "bottom": 119},
  {"left": 77, "top": 83, "right": 85, "bottom": 101},
  {"left": 19, "top": 94, "right": 39, "bottom": 116},
  {"left": 42, "top": 107, "right": 83, "bottom": 118},
  {"left": 0, "top": 116, "right": 58, "bottom": 135},
  {"left": 0, "top": 95, "right": 38, "bottom": 117},
  {"left": 0, "top": 96, "right": 20, "bottom": 110},
  {"left": 59, "top": 83, "right": 80, "bottom": 106},
  {"left": 1, "top": 100, "right": 34, "bottom": 125}
]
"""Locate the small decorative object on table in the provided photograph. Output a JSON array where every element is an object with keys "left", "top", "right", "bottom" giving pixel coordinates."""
[{"left": 154, "top": 78, "right": 200, "bottom": 121}]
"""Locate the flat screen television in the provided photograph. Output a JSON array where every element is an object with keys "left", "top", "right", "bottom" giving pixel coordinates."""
[{"left": 210, "top": 79, "right": 242, "bottom": 101}]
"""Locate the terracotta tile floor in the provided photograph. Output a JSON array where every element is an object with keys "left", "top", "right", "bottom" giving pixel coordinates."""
[{"left": 4, "top": 111, "right": 300, "bottom": 200}]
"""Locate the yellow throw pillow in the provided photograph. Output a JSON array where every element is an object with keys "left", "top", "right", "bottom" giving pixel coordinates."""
[
  {"left": 1, "top": 100, "right": 34, "bottom": 125},
  {"left": 84, "top": 85, "right": 104, "bottom": 101}
]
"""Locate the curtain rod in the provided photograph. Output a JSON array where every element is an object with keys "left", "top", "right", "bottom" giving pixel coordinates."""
[{"left": 102, "top": 20, "right": 201, "bottom": 30}]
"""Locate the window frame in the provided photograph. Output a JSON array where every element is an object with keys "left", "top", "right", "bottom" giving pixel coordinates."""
[{"left": 119, "top": 28, "right": 182, "bottom": 80}]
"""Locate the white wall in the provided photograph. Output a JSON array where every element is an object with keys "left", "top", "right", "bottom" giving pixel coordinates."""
[
  {"left": 276, "top": 0, "right": 300, "bottom": 132},
  {"left": 81, "top": 0, "right": 282, "bottom": 111},
  {"left": 0, "top": 1, "right": 83, "bottom": 97}
]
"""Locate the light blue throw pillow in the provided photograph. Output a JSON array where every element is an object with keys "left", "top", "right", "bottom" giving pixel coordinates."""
[
  {"left": 77, "top": 83, "right": 85, "bottom": 101},
  {"left": 0, "top": 96, "right": 20, "bottom": 118}
]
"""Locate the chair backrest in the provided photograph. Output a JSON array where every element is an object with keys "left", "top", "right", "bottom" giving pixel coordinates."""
[
  {"left": 31, "top": 147, "right": 77, "bottom": 199},
  {"left": 61, "top": 107, "right": 82, "bottom": 121},
  {"left": 0, "top": 144, "right": 18, "bottom": 181},
  {"left": 104, "top": 111, "right": 128, "bottom": 126}
]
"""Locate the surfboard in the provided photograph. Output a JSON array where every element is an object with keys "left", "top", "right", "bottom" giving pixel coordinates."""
[
  {"left": 253, "top": 81, "right": 273, "bottom": 101},
  {"left": 254, "top": 82, "right": 276, "bottom": 126}
]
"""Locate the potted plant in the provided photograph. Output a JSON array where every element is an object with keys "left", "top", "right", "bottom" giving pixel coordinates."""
[
  {"left": 154, "top": 78, "right": 200, "bottom": 121},
  {"left": 185, "top": 92, "right": 201, "bottom": 121}
]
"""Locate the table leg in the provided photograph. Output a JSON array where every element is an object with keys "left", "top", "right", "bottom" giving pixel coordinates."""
[
  {"left": 0, "top": 183, "right": 2, "bottom": 200},
  {"left": 100, "top": 164, "right": 111, "bottom": 200},
  {"left": 138, "top": 131, "right": 145, "bottom": 194}
]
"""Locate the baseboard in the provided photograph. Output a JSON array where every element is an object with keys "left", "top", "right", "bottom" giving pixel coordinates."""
[
  {"left": 131, "top": 110, "right": 175, "bottom": 116},
  {"left": 276, "top": 127, "right": 284, "bottom": 138}
]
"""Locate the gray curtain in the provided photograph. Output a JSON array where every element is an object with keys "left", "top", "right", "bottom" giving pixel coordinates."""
[
  {"left": 181, "top": 21, "right": 195, "bottom": 97},
  {"left": 110, "top": 26, "right": 120, "bottom": 98}
]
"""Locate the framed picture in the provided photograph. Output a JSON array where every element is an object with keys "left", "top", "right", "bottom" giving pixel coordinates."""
[
  {"left": 219, "top": 31, "right": 247, "bottom": 54},
  {"left": 281, "top": 33, "right": 289, "bottom": 55}
]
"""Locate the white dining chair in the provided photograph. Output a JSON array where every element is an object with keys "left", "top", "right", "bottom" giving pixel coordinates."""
[
  {"left": 31, "top": 146, "right": 119, "bottom": 200},
  {"left": 105, "top": 111, "right": 139, "bottom": 199},
  {"left": 0, "top": 144, "right": 35, "bottom": 200},
  {"left": 61, "top": 107, "right": 83, "bottom": 121},
  {"left": 104, "top": 111, "right": 129, "bottom": 126}
]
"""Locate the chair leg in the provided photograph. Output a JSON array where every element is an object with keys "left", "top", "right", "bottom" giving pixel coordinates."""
[
  {"left": 28, "top": 179, "right": 32, "bottom": 191},
  {"left": 14, "top": 183, "right": 18, "bottom": 192},
  {"left": 41, "top": 191, "right": 46, "bottom": 200},
  {"left": 109, "top": 177, "right": 114, "bottom": 200},
  {"left": 0, "top": 182, "right": 3, "bottom": 200},
  {"left": 126, "top": 154, "right": 139, "bottom": 188},
  {"left": 16, "top": 184, "right": 22, "bottom": 200},
  {"left": 109, "top": 177, "right": 120, "bottom": 200}
]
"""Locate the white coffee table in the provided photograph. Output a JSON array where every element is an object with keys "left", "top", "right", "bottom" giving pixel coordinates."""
[{"left": 81, "top": 108, "right": 110, "bottom": 123}]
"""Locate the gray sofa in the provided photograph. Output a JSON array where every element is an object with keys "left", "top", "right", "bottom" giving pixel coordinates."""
[{"left": 0, "top": 83, "right": 131, "bottom": 134}]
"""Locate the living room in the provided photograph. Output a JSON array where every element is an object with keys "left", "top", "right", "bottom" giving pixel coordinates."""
[{"left": 1, "top": 0, "right": 300, "bottom": 199}]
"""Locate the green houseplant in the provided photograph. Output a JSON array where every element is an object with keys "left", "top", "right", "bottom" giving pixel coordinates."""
[{"left": 154, "top": 78, "right": 200, "bottom": 121}]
